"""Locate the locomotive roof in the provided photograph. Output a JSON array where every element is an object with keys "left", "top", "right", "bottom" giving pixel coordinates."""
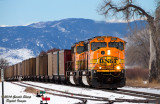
[
  {"left": 84, "top": 36, "right": 125, "bottom": 43},
  {"left": 72, "top": 36, "right": 125, "bottom": 47}
]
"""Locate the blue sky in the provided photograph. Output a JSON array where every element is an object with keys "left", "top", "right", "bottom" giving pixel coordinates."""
[{"left": 0, "top": 0, "right": 156, "bottom": 26}]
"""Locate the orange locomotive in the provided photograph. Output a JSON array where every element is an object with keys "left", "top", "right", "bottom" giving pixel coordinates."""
[{"left": 68, "top": 36, "right": 126, "bottom": 88}]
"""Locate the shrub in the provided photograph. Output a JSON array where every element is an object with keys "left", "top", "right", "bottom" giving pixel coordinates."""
[{"left": 126, "top": 67, "right": 149, "bottom": 80}]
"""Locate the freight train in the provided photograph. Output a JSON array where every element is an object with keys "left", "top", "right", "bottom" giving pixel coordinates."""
[{"left": 4, "top": 36, "right": 126, "bottom": 88}]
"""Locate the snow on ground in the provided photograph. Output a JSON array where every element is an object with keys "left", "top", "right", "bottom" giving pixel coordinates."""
[
  {"left": 23, "top": 81, "right": 145, "bottom": 100},
  {"left": 0, "top": 81, "right": 159, "bottom": 104},
  {"left": 0, "top": 82, "right": 79, "bottom": 104},
  {"left": 120, "top": 86, "right": 160, "bottom": 94}
]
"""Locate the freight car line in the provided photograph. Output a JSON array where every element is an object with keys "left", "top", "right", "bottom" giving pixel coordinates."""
[{"left": 14, "top": 82, "right": 158, "bottom": 103}]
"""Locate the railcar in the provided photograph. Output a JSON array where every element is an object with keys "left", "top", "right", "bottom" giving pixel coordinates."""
[{"left": 4, "top": 36, "right": 126, "bottom": 89}]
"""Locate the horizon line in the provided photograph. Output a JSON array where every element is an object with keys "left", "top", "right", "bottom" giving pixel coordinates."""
[{"left": 0, "top": 18, "right": 146, "bottom": 27}]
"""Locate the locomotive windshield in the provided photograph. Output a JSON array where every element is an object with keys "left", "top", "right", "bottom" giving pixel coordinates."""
[
  {"left": 77, "top": 46, "right": 84, "bottom": 54},
  {"left": 108, "top": 42, "right": 124, "bottom": 50},
  {"left": 91, "top": 42, "right": 107, "bottom": 51}
]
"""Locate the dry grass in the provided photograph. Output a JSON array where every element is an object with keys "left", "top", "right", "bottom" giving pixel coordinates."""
[
  {"left": 126, "top": 78, "right": 160, "bottom": 89},
  {"left": 126, "top": 67, "right": 149, "bottom": 80},
  {"left": 24, "top": 87, "right": 37, "bottom": 94},
  {"left": 126, "top": 67, "right": 160, "bottom": 89}
]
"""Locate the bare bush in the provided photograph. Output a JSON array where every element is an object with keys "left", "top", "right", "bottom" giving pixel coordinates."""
[
  {"left": 126, "top": 67, "right": 149, "bottom": 80},
  {"left": 0, "top": 58, "right": 9, "bottom": 80},
  {"left": 126, "top": 28, "right": 150, "bottom": 68},
  {"left": 0, "top": 58, "right": 9, "bottom": 69}
]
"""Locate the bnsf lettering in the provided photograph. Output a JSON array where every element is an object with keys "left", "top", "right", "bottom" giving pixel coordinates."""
[
  {"left": 99, "top": 59, "right": 118, "bottom": 64},
  {"left": 99, "top": 59, "right": 104, "bottom": 63}
]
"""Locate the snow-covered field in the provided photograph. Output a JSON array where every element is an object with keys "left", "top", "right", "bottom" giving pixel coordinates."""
[{"left": 0, "top": 81, "right": 159, "bottom": 104}]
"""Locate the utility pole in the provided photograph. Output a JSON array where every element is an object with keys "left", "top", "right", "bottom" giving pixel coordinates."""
[
  {"left": 1, "top": 68, "right": 4, "bottom": 104},
  {"left": 0, "top": 59, "right": 8, "bottom": 104}
]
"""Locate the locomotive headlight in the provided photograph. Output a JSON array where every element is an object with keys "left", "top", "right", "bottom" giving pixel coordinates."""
[
  {"left": 99, "top": 66, "right": 102, "bottom": 69},
  {"left": 107, "top": 50, "right": 111, "bottom": 55},
  {"left": 116, "top": 66, "right": 120, "bottom": 70}
]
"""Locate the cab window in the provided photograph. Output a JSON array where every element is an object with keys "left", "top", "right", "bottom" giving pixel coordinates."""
[
  {"left": 77, "top": 46, "right": 84, "bottom": 54},
  {"left": 91, "top": 42, "right": 107, "bottom": 51},
  {"left": 108, "top": 42, "right": 124, "bottom": 50}
]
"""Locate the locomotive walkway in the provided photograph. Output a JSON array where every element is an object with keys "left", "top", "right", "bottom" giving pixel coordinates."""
[{"left": 11, "top": 81, "right": 160, "bottom": 104}]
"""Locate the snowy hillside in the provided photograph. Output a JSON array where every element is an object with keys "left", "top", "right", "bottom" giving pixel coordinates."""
[
  {"left": 0, "top": 18, "right": 146, "bottom": 64},
  {"left": 0, "top": 47, "right": 34, "bottom": 65}
]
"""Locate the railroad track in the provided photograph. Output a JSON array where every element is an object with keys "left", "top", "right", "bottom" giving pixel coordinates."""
[
  {"left": 10, "top": 81, "right": 160, "bottom": 104},
  {"left": 30, "top": 81, "right": 160, "bottom": 100},
  {"left": 102, "top": 89, "right": 160, "bottom": 100},
  {"left": 11, "top": 82, "right": 111, "bottom": 104}
]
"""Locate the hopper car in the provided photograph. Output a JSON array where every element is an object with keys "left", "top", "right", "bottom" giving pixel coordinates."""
[{"left": 4, "top": 36, "right": 126, "bottom": 88}]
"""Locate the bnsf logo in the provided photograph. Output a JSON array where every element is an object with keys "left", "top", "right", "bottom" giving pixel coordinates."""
[{"left": 99, "top": 58, "right": 118, "bottom": 64}]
